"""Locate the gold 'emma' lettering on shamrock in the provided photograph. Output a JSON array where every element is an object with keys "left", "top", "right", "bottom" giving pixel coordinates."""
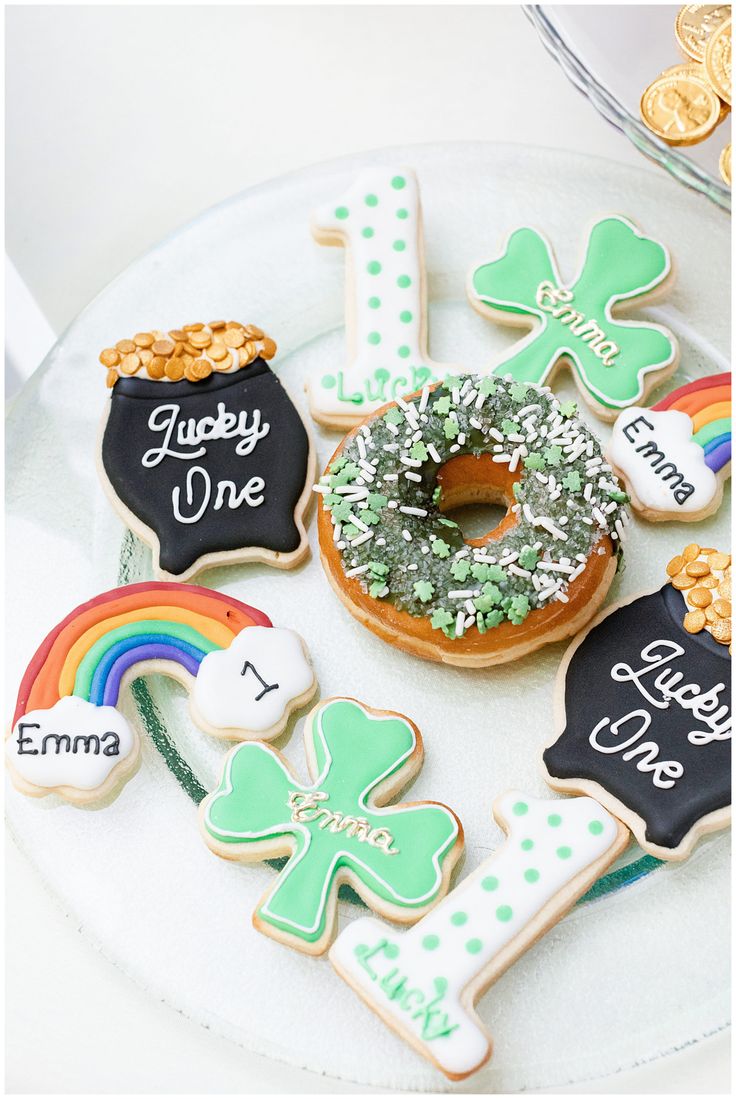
[
  {"left": 287, "top": 790, "right": 400, "bottom": 855},
  {"left": 535, "top": 281, "right": 620, "bottom": 367}
]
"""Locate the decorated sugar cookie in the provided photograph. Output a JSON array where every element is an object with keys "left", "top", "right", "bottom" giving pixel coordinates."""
[
  {"left": 607, "top": 372, "right": 731, "bottom": 521},
  {"left": 309, "top": 168, "right": 454, "bottom": 428},
  {"left": 200, "top": 697, "right": 463, "bottom": 955},
  {"left": 98, "top": 322, "right": 314, "bottom": 581},
  {"left": 7, "top": 582, "right": 316, "bottom": 805},
  {"left": 330, "top": 791, "right": 627, "bottom": 1080},
  {"left": 543, "top": 545, "right": 731, "bottom": 860},
  {"left": 468, "top": 216, "right": 678, "bottom": 421},
  {"left": 316, "top": 374, "right": 629, "bottom": 667}
]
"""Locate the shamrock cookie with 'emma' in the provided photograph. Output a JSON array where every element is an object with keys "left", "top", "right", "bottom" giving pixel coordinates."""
[
  {"left": 468, "top": 216, "right": 678, "bottom": 422},
  {"left": 199, "top": 696, "right": 464, "bottom": 954}
]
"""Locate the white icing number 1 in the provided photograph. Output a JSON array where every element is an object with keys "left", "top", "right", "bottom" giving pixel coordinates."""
[
  {"left": 309, "top": 168, "right": 454, "bottom": 424},
  {"left": 330, "top": 792, "right": 624, "bottom": 1080}
]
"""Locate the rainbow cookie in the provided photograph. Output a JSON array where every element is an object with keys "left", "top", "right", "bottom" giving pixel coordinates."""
[
  {"left": 608, "top": 372, "right": 731, "bottom": 521},
  {"left": 468, "top": 216, "right": 678, "bottom": 421},
  {"left": 7, "top": 582, "right": 316, "bottom": 805},
  {"left": 200, "top": 697, "right": 463, "bottom": 955},
  {"left": 97, "top": 322, "right": 314, "bottom": 581}
]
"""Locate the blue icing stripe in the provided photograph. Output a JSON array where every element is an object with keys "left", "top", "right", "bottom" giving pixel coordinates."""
[
  {"left": 703, "top": 431, "right": 731, "bottom": 455},
  {"left": 87, "top": 634, "right": 207, "bottom": 706}
]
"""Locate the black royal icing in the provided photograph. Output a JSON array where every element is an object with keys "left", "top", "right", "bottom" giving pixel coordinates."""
[
  {"left": 543, "top": 583, "right": 731, "bottom": 852},
  {"left": 101, "top": 360, "right": 310, "bottom": 576}
]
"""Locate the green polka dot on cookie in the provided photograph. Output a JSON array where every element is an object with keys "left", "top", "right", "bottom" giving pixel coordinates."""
[
  {"left": 512, "top": 801, "right": 528, "bottom": 816},
  {"left": 362, "top": 227, "right": 374, "bottom": 238},
  {"left": 422, "top": 934, "right": 439, "bottom": 951},
  {"left": 557, "top": 846, "right": 572, "bottom": 860},
  {"left": 397, "top": 275, "right": 411, "bottom": 288},
  {"left": 321, "top": 375, "right": 336, "bottom": 389},
  {"left": 393, "top": 240, "right": 406, "bottom": 252},
  {"left": 367, "top": 261, "right": 382, "bottom": 275},
  {"left": 391, "top": 175, "right": 406, "bottom": 189},
  {"left": 466, "top": 938, "right": 482, "bottom": 955},
  {"left": 548, "top": 813, "right": 562, "bottom": 827},
  {"left": 384, "top": 942, "right": 399, "bottom": 959},
  {"left": 365, "top": 193, "right": 378, "bottom": 207},
  {"left": 367, "top": 332, "right": 381, "bottom": 345},
  {"left": 396, "top": 208, "right": 409, "bottom": 219},
  {"left": 524, "top": 868, "right": 540, "bottom": 883},
  {"left": 588, "top": 820, "right": 604, "bottom": 836},
  {"left": 399, "top": 310, "right": 412, "bottom": 323},
  {"left": 521, "top": 838, "right": 534, "bottom": 851},
  {"left": 450, "top": 911, "right": 468, "bottom": 926},
  {"left": 335, "top": 206, "right": 349, "bottom": 220},
  {"left": 397, "top": 346, "right": 410, "bottom": 359},
  {"left": 368, "top": 297, "right": 381, "bottom": 309},
  {"left": 481, "top": 875, "right": 498, "bottom": 891},
  {"left": 496, "top": 905, "right": 513, "bottom": 922}
]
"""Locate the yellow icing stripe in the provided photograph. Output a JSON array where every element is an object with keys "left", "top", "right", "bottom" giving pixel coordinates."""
[
  {"left": 58, "top": 606, "right": 235, "bottom": 697},
  {"left": 692, "top": 401, "right": 732, "bottom": 433}
]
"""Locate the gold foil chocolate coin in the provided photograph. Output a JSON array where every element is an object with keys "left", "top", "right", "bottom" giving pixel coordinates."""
[
  {"left": 675, "top": 5, "right": 731, "bottom": 62},
  {"left": 641, "top": 70, "right": 721, "bottom": 144},
  {"left": 705, "top": 16, "right": 732, "bottom": 103}
]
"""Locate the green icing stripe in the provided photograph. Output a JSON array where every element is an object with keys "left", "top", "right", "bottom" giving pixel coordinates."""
[
  {"left": 693, "top": 417, "right": 731, "bottom": 447},
  {"left": 73, "top": 619, "right": 221, "bottom": 700}
]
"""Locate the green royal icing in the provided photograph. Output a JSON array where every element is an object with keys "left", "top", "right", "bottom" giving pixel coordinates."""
[
  {"left": 202, "top": 699, "right": 460, "bottom": 946},
  {"left": 471, "top": 216, "right": 676, "bottom": 410}
]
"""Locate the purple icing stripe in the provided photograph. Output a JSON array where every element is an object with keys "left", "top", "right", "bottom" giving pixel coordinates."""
[
  {"left": 102, "top": 643, "right": 203, "bottom": 707},
  {"left": 704, "top": 440, "right": 731, "bottom": 473}
]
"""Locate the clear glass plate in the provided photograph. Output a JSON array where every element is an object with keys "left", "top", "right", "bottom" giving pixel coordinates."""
[
  {"left": 527, "top": 4, "right": 732, "bottom": 211},
  {"left": 6, "top": 143, "right": 730, "bottom": 1091}
]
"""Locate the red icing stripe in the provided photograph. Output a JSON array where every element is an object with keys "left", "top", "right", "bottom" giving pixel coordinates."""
[
  {"left": 13, "top": 582, "right": 272, "bottom": 726},
  {"left": 653, "top": 372, "right": 731, "bottom": 411}
]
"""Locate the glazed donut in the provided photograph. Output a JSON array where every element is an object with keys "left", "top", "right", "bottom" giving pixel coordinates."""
[{"left": 316, "top": 374, "right": 629, "bottom": 667}]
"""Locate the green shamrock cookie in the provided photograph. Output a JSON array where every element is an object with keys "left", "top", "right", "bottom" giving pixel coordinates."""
[
  {"left": 468, "top": 216, "right": 678, "bottom": 420},
  {"left": 200, "top": 697, "right": 463, "bottom": 954}
]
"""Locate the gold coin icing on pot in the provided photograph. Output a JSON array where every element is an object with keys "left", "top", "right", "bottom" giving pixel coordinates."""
[
  {"left": 675, "top": 4, "right": 731, "bottom": 62},
  {"left": 640, "top": 70, "right": 721, "bottom": 145}
]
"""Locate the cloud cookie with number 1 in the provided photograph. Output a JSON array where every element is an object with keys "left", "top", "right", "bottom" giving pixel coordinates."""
[{"left": 96, "top": 321, "right": 315, "bottom": 582}]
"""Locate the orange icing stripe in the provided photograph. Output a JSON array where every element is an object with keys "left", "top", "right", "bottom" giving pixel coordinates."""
[
  {"left": 57, "top": 607, "right": 236, "bottom": 699},
  {"left": 25, "top": 589, "right": 254, "bottom": 714},
  {"left": 692, "top": 401, "right": 732, "bottom": 433},
  {"left": 669, "top": 385, "right": 731, "bottom": 417}
]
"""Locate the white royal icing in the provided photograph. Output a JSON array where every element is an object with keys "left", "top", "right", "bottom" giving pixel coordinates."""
[
  {"left": 607, "top": 408, "right": 717, "bottom": 514},
  {"left": 330, "top": 792, "right": 620, "bottom": 1079},
  {"left": 6, "top": 695, "right": 136, "bottom": 793},
  {"left": 192, "top": 626, "right": 314, "bottom": 735},
  {"left": 310, "top": 167, "right": 452, "bottom": 420}
]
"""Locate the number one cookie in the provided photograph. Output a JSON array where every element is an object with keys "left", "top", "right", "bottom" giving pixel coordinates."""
[
  {"left": 330, "top": 791, "right": 627, "bottom": 1080},
  {"left": 310, "top": 168, "right": 453, "bottom": 428}
]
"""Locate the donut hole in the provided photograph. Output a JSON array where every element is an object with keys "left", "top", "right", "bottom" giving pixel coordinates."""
[
  {"left": 442, "top": 501, "right": 509, "bottom": 542},
  {"left": 436, "top": 453, "right": 520, "bottom": 547}
]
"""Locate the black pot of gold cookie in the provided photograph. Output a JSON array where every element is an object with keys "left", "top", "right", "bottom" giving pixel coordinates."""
[
  {"left": 97, "top": 323, "right": 314, "bottom": 581},
  {"left": 543, "top": 545, "right": 731, "bottom": 862}
]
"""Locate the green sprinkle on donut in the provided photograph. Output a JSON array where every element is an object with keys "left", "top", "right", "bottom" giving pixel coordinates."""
[{"left": 317, "top": 374, "right": 628, "bottom": 639}]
